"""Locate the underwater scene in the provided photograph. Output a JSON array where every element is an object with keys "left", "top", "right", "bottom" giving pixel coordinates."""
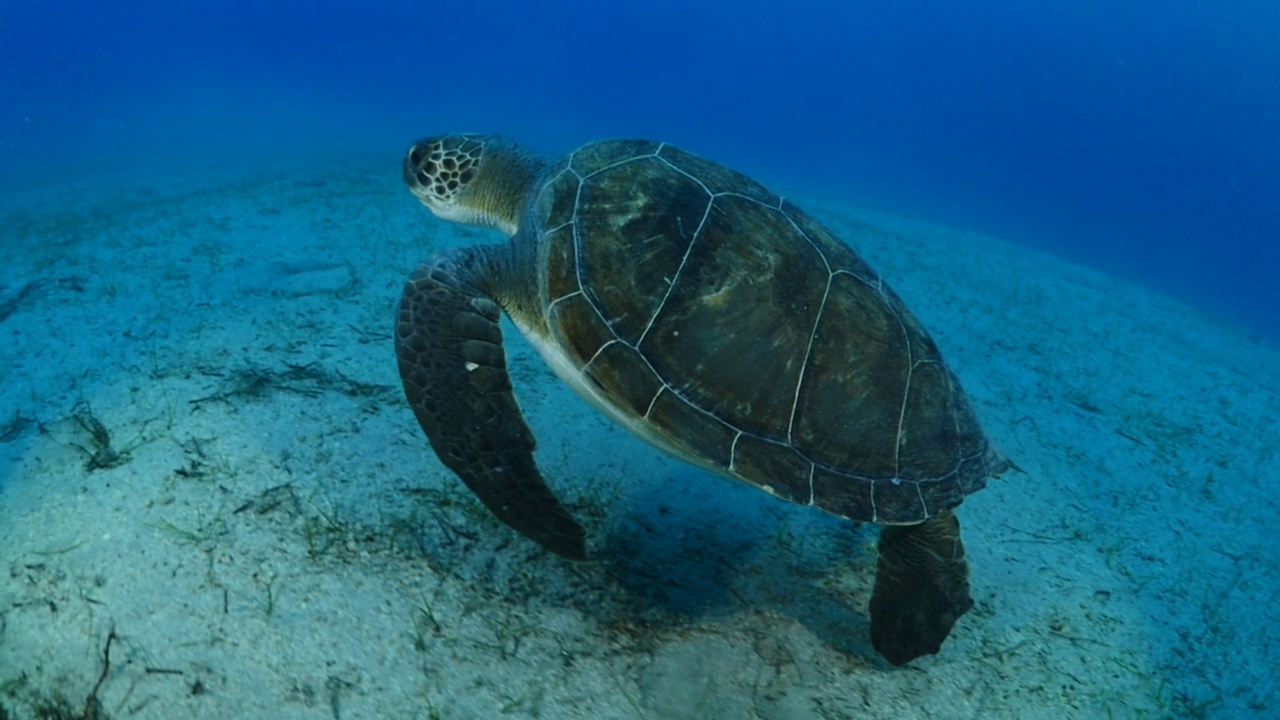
[{"left": 1, "top": 2, "right": 1277, "bottom": 719}]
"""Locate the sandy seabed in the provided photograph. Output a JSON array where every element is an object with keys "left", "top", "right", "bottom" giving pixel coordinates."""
[{"left": 0, "top": 157, "right": 1276, "bottom": 719}]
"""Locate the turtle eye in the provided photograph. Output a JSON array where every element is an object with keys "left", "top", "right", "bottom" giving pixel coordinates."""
[{"left": 408, "top": 146, "right": 423, "bottom": 166}]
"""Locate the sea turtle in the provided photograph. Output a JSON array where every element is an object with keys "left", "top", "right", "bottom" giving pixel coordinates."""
[{"left": 395, "top": 134, "right": 1008, "bottom": 665}]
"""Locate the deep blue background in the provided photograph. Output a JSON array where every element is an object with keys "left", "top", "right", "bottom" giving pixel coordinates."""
[{"left": 2, "top": 0, "right": 1276, "bottom": 341}]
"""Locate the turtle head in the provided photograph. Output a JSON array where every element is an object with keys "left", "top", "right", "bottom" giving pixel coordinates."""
[{"left": 403, "top": 134, "right": 547, "bottom": 237}]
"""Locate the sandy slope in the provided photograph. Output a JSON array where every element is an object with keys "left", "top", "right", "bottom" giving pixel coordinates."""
[{"left": 0, "top": 159, "right": 1276, "bottom": 719}]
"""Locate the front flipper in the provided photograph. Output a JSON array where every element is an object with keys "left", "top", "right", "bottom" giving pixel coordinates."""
[
  {"left": 395, "top": 251, "right": 586, "bottom": 560},
  {"left": 869, "top": 510, "right": 973, "bottom": 665}
]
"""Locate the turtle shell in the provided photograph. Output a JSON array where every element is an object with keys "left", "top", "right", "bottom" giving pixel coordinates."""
[{"left": 531, "top": 139, "right": 1004, "bottom": 524}]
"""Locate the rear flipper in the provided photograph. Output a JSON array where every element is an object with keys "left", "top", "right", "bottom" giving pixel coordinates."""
[
  {"left": 869, "top": 510, "right": 973, "bottom": 665},
  {"left": 395, "top": 250, "right": 586, "bottom": 560}
]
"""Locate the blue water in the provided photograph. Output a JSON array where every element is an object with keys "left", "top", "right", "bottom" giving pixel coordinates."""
[{"left": 3, "top": 0, "right": 1277, "bottom": 341}]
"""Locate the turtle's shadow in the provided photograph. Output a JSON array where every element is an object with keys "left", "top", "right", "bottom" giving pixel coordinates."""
[{"left": 595, "top": 469, "right": 884, "bottom": 664}]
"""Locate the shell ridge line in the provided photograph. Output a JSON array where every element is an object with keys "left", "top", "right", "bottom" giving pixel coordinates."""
[
  {"left": 644, "top": 370, "right": 749, "bottom": 441},
  {"left": 800, "top": 447, "right": 950, "bottom": 485},
  {"left": 570, "top": 171, "right": 588, "bottom": 301},
  {"left": 547, "top": 289, "right": 583, "bottom": 314},
  {"left": 728, "top": 431, "right": 742, "bottom": 472},
  {"left": 654, "top": 152, "right": 715, "bottom": 197},
  {"left": 544, "top": 163, "right": 577, "bottom": 191},
  {"left": 947, "top": 364, "right": 965, "bottom": 469},
  {"left": 581, "top": 147, "right": 661, "bottom": 181},
  {"left": 717, "top": 191, "right": 776, "bottom": 208},
  {"left": 832, "top": 267, "right": 882, "bottom": 292},
  {"left": 643, "top": 384, "right": 666, "bottom": 420},
  {"left": 634, "top": 192, "right": 713, "bottom": 349},
  {"left": 582, "top": 337, "right": 623, "bottom": 371},
  {"left": 912, "top": 357, "right": 963, "bottom": 471},
  {"left": 781, "top": 208, "right": 834, "bottom": 276},
  {"left": 788, "top": 270, "right": 833, "bottom": 445},
  {"left": 890, "top": 305, "right": 915, "bottom": 477}
]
